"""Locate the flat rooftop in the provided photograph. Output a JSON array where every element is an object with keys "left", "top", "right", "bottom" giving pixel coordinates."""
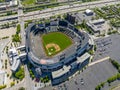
[
  {"left": 52, "top": 53, "right": 91, "bottom": 79},
  {"left": 52, "top": 65, "right": 71, "bottom": 79}
]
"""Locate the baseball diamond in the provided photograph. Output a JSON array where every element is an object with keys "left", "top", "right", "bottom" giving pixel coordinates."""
[{"left": 42, "top": 32, "right": 73, "bottom": 56}]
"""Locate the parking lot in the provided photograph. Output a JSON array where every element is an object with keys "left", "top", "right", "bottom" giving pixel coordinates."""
[
  {"left": 38, "top": 34, "right": 120, "bottom": 90},
  {"left": 39, "top": 59, "right": 117, "bottom": 90},
  {"left": 94, "top": 34, "right": 120, "bottom": 63}
]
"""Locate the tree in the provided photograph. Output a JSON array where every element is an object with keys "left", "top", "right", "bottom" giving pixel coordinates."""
[
  {"left": 117, "top": 73, "right": 120, "bottom": 80},
  {"left": 7, "top": 11, "right": 12, "bottom": 15},
  {"left": 110, "top": 60, "right": 120, "bottom": 69},
  {"left": 40, "top": 76, "right": 49, "bottom": 83},
  {"left": 18, "top": 87, "right": 25, "bottom": 90},
  {"left": 12, "top": 34, "right": 21, "bottom": 42},
  {"left": 14, "top": 67, "right": 25, "bottom": 80},
  {"left": 10, "top": 82, "right": 15, "bottom": 87},
  {"left": 107, "top": 75, "right": 117, "bottom": 84},
  {"left": 118, "top": 67, "right": 120, "bottom": 73},
  {"left": 95, "top": 85, "right": 101, "bottom": 90},
  {"left": 16, "top": 24, "right": 21, "bottom": 34},
  {"left": 100, "top": 82, "right": 105, "bottom": 87},
  {"left": 0, "top": 85, "right": 6, "bottom": 89},
  {"left": 94, "top": 45, "right": 97, "bottom": 51}
]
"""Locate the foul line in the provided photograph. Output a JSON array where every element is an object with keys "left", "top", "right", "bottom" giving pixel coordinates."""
[{"left": 88, "top": 56, "right": 110, "bottom": 67}]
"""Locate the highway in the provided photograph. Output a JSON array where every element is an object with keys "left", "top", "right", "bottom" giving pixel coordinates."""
[
  {"left": 22, "top": 0, "right": 119, "bottom": 18},
  {"left": 0, "top": 0, "right": 120, "bottom": 25}
]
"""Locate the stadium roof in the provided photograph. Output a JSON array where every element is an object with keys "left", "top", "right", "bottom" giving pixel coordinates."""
[
  {"left": 52, "top": 53, "right": 91, "bottom": 79},
  {"left": 77, "top": 53, "right": 90, "bottom": 63},
  {"left": 52, "top": 65, "right": 71, "bottom": 78}
]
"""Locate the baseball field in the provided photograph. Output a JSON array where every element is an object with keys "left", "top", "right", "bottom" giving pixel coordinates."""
[{"left": 42, "top": 32, "right": 73, "bottom": 56}]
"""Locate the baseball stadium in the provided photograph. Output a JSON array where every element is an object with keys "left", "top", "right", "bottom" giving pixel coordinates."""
[{"left": 25, "top": 19, "right": 93, "bottom": 85}]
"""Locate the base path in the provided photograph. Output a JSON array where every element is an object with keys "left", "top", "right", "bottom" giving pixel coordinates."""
[
  {"left": 88, "top": 56, "right": 110, "bottom": 67},
  {"left": 46, "top": 43, "right": 60, "bottom": 52}
]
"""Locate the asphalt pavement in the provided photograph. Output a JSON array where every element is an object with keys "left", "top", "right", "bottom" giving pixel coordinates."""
[
  {"left": 94, "top": 34, "right": 120, "bottom": 63},
  {"left": 39, "top": 59, "right": 117, "bottom": 90},
  {"left": 0, "top": 39, "right": 10, "bottom": 69},
  {"left": 38, "top": 34, "right": 120, "bottom": 90}
]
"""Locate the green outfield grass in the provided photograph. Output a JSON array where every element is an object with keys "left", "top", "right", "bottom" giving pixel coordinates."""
[{"left": 42, "top": 32, "right": 73, "bottom": 56}]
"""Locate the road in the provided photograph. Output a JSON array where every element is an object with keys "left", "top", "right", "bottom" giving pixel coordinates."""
[
  {"left": 0, "top": 0, "right": 79, "bottom": 13},
  {"left": 18, "top": 0, "right": 33, "bottom": 90},
  {"left": 0, "top": 0, "right": 120, "bottom": 25},
  {"left": 18, "top": 2, "right": 25, "bottom": 45},
  {"left": 22, "top": 0, "right": 120, "bottom": 20},
  {"left": 24, "top": 65, "right": 34, "bottom": 90}
]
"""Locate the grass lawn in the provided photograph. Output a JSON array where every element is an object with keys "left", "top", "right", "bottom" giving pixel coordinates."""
[
  {"left": 22, "top": 0, "right": 36, "bottom": 6},
  {"left": 42, "top": 32, "right": 73, "bottom": 56},
  {"left": 0, "top": 0, "right": 5, "bottom": 3}
]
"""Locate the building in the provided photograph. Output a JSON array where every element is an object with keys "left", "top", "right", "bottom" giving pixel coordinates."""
[
  {"left": 26, "top": 20, "right": 92, "bottom": 72},
  {"left": 65, "top": 13, "right": 76, "bottom": 24},
  {"left": 8, "top": 45, "right": 27, "bottom": 71},
  {"left": 8, "top": 48, "right": 20, "bottom": 72},
  {"left": 0, "top": 0, "right": 18, "bottom": 10},
  {"left": 51, "top": 53, "right": 91, "bottom": 85},
  {"left": 9, "top": 0, "right": 17, "bottom": 6},
  {"left": 85, "top": 9, "right": 94, "bottom": 16},
  {"left": 86, "top": 19, "right": 106, "bottom": 35},
  {"left": 66, "top": 10, "right": 95, "bottom": 25},
  {"left": 26, "top": 19, "right": 93, "bottom": 85},
  {"left": 10, "top": 56, "right": 20, "bottom": 72}
]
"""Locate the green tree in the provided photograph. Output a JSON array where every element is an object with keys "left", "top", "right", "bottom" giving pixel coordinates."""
[
  {"left": 110, "top": 60, "right": 120, "bottom": 69},
  {"left": 14, "top": 67, "right": 25, "bottom": 80},
  {"left": 18, "top": 87, "right": 25, "bottom": 90},
  {"left": 12, "top": 34, "right": 21, "bottom": 42},
  {"left": 10, "top": 82, "right": 15, "bottom": 87},
  {"left": 0, "top": 85, "right": 6, "bottom": 89},
  {"left": 16, "top": 24, "right": 21, "bottom": 34},
  {"left": 95, "top": 85, "right": 101, "bottom": 90},
  {"left": 117, "top": 73, "right": 120, "bottom": 79},
  {"left": 107, "top": 75, "right": 117, "bottom": 84}
]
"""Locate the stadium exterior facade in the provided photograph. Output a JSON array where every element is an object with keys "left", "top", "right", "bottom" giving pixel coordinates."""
[{"left": 26, "top": 19, "right": 93, "bottom": 85}]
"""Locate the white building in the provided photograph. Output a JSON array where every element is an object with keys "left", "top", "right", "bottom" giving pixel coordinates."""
[
  {"left": 86, "top": 19, "right": 106, "bottom": 35},
  {"left": 8, "top": 48, "right": 20, "bottom": 72},
  {"left": 9, "top": 0, "right": 18, "bottom": 6},
  {"left": 85, "top": 9, "right": 94, "bottom": 15},
  {"left": 9, "top": 48, "right": 18, "bottom": 56},
  {"left": 0, "top": 0, "right": 18, "bottom": 9}
]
